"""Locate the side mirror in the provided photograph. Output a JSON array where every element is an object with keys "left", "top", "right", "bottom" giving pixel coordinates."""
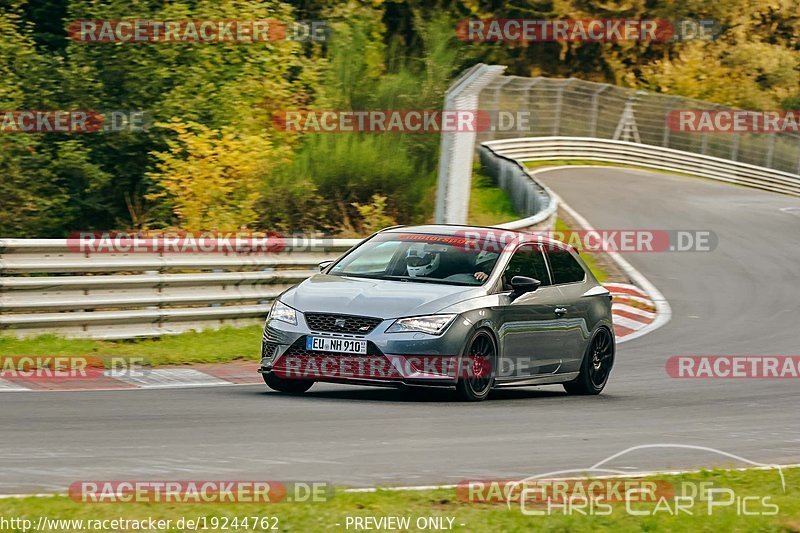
[
  {"left": 318, "top": 260, "right": 334, "bottom": 272},
  {"left": 510, "top": 276, "right": 541, "bottom": 297}
]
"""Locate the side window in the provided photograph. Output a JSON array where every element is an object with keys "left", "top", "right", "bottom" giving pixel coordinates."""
[
  {"left": 546, "top": 246, "right": 586, "bottom": 284},
  {"left": 504, "top": 244, "right": 551, "bottom": 288}
]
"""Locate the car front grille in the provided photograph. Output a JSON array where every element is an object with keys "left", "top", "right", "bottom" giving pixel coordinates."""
[
  {"left": 304, "top": 313, "right": 383, "bottom": 335},
  {"left": 262, "top": 341, "right": 279, "bottom": 359}
]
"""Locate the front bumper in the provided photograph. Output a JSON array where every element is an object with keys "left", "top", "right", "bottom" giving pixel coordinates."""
[{"left": 260, "top": 314, "right": 474, "bottom": 387}]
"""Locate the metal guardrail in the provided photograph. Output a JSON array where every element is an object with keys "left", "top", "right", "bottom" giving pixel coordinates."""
[
  {"left": 478, "top": 143, "right": 557, "bottom": 230},
  {"left": 0, "top": 239, "right": 359, "bottom": 339},
  {"left": 483, "top": 136, "right": 800, "bottom": 197}
]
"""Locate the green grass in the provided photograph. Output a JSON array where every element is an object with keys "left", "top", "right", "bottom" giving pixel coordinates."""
[
  {"left": 523, "top": 159, "right": 720, "bottom": 183},
  {"left": 525, "top": 159, "right": 642, "bottom": 169},
  {"left": 0, "top": 326, "right": 262, "bottom": 366},
  {"left": 0, "top": 467, "right": 798, "bottom": 532},
  {"left": 468, "top": 174, "right": 519, "bottom": 226}
]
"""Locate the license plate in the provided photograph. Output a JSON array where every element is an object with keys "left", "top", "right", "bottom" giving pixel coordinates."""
[{"left": 306, "top": 336, "right": 368, "bottom": 354}]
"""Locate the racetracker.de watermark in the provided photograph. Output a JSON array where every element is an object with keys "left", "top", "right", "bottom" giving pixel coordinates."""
[
  {"left": 0, "top": 356, "right": 150, "bottom": 380},
  {"left": 274, "top": 110, "right": 491, "bottom": 133},
  {"left": 668, "top": 110, "right": 800, "bottom": 133},
  {"left": 458, "top": 478, "right": 675, "bottom": 504},
  {"left": 448, "top": 228, "right": 718, "bottom": 253},
  {"left": 68, "top": 480, "right": 332, "bottom": 503},
  {"left": 0, "top": 110, "right": 148, "bottom": 133},
  {"left": 456, "top": 18, "right": 720, "bottom": 42},
  {"left": 67, "top": 231, "right": 343, "bottom": 253},
  {"left": 271, "top": 355, "right": 493, "bottom": 380},
  {"left": 68, "top": 20, "right": 328, "bottom": 42},
  {"left": 666, "top": 356, "right": 800, "bottom": 378}
]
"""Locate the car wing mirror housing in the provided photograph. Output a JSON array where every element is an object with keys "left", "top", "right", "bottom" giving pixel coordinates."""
[
  {"left": 319, "top": 260, "right": 334, "bottom": 272},
  {"left": 510, "top": 276, "right": 541, "bottom": 298}
]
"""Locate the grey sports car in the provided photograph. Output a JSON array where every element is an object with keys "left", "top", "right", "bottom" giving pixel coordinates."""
[{"left": 259, "top": 225, "right": 615, "bottom": 401}]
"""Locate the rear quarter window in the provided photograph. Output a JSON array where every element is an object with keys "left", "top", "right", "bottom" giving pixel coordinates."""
[{"left": 547, "top": 247, "right": 586, "bottom": 284}]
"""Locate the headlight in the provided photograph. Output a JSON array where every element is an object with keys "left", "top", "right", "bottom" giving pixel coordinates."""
[
  {"left": 386, "top": 314, "right": 456, "bottom": 335},
  {"left": 267, "top": 300, "right": 298, "bottom": 326}
]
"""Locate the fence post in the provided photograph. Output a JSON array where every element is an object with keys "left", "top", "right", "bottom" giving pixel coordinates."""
[
  {"left": 731, "top": 131, "right": 740, "bottom": 161},
  {"left": 662, "top": 97, "right": 679, "bottom": 148},
  {"left": 765, "top": 132, "right": 776, "bottom": 168},
  {"left": 523, "top": 77, "right": 541, "bottom": 136},
  {"left": 552, "top": 79, "right": 573, "bottom": 136},
  {"left": 796, "top": 138, "right": 800, "bottom": 174},
  {"left": 590, "top": 85, "right": 609, "bottom": 138},
  {"left": 435, "top": 64, "right": 506, "bottom": 224}
]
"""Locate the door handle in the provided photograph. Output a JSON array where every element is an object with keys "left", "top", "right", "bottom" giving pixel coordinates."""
[{"left": 555, "top": 307, "right": 567, "bottom": 316}]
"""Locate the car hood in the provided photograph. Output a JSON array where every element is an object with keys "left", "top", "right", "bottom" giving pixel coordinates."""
[{"left": 280, "top": 274, "right": 485, "bottom": 319}]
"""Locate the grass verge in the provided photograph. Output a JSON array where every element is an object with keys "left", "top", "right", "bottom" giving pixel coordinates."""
[
  {"left": 0, "top": 467, "right": 797, "bottom": 532},
  {"left": 0, "top": 326, "right": 262, "bottom": 366},
  {"left": 467, "top": 174, "right": 518, "bottom": 226},
  {"left": 522, "top": 159, "right": 735, "bottom": 185},
  {"left": 524, "top": 159, "right": 654, "bottom": 170}
]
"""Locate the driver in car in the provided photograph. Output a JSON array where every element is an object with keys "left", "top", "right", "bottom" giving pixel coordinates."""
[{"left": 406, "top": 246, "right": 496, "bottom": 282}]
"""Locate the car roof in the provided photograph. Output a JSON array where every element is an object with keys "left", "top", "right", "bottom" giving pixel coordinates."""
[{"left": 380, "top": 224, "right": 570, "bottom": 249}]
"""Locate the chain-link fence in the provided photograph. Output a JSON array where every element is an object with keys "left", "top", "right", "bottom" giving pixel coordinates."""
[{"left": 475, "top": 76, "right": 800, "bottom": 175}]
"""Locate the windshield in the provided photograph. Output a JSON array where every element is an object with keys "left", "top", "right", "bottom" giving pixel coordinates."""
[{"left": 328, "top": 232, "right": 504, "bottom": 286}]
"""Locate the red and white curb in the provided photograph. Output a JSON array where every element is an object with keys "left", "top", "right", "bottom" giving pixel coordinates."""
[{"left": 605, "top": 282, "right": 657, "bottom": 341}]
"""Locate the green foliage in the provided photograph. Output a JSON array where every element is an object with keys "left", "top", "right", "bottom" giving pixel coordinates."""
[
  {"left": 276, "top": 7, "right": 462, "bottom": 233},
  {"left": 147, "top": 120, "right": 292, "bottom": 230},
  {"left": 0, "top": 326, "right": 261, "bottom": 366},
  {"left": 287, "top": 133, "right": 427, "bottom": 232},
  {"left": 352, "top": 194, "right": 397, "bottom": 235}
]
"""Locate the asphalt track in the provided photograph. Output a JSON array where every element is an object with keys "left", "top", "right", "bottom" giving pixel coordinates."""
[{"left": 2, "top": 168, "right": 799, "bottom": 494}]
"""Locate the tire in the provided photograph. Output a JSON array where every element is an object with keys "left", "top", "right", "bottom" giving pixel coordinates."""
[
  {"left": 262, "top": 372, "right": 314, "bottom": 394},
  {"left": 455, "top": 329, "right": 497, "bottom": 402},
  {"left": 564, "top": 327, "right": 614, "bottom": 395}
]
